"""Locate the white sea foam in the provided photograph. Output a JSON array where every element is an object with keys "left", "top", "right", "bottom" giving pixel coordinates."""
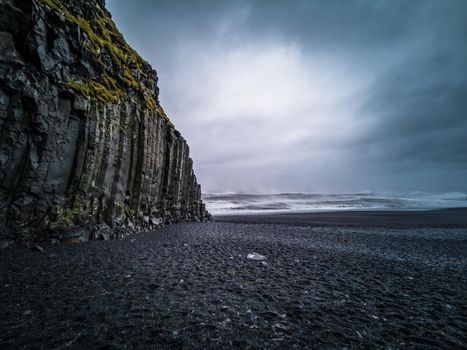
[{"left": 203, "top": 192, "right": 467, "bottom": 215}]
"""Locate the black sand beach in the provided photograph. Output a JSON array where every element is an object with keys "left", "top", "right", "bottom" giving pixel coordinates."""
[
  {"left": 1, "top": 209, "right": 467, "bottom": 349},
  {"left": 215, "top": 207, "right": 467, "bottom": 228}
]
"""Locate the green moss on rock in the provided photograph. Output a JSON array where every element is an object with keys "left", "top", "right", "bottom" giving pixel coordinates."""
[
  {"left": 51, "top": 193, "right": 90, "bottom": 228},
  {"left": 39, "top": 0, "right": 158, "bottom": 111},
  {"left": 66, "top": 79, "right": 122, "bottom": 105}
]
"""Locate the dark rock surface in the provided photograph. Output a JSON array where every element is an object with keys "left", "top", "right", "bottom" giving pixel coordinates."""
[
  {"left": 0, "top": 0, "right": 209, "bottom": 242},
  {"left": 0, "top": 222, "right": 466, "bottom": 349}
]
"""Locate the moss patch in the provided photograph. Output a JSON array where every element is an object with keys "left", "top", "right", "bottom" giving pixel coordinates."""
[
  {"left": 114, "top": 200, "right": 136, "bottom": 218},
  {"left": 67, "top": 79, "right": 123, "bottom": 105},
  {"left": 52, "top": 193, "right": 90, "bottom": 227},
  {"left": 39, "top": 0, "right": 158, "bottom": 110}
]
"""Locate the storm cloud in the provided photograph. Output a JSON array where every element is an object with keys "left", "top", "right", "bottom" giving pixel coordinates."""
[{"left": 107, "top": 0, "right": 467, "bottom": 193}]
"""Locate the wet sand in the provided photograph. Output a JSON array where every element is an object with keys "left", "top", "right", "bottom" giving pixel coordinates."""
[
  {"left": 215, "top": 207, "right": 467, "bottom": 228},
  {"left": 1, "top": 210, "right": 466, "bottom": 349}
]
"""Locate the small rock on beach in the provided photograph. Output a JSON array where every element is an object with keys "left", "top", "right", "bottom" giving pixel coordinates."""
[{"left": 247, "top": 252, "right": 266, "bottom": 261}]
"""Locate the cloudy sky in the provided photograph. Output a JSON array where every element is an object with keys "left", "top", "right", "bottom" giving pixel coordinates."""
[{"left": 107, "top": 0, "right": 467, "bottom": 193}]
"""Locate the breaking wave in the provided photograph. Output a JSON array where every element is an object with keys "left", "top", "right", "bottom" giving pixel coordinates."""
[{"left": 203, "top": 192, "right": 467, "bottom": 215}]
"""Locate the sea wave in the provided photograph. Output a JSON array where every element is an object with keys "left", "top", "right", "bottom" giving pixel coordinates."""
[{"left": 203, "top": 192, "right": 467, "bottom": 215}]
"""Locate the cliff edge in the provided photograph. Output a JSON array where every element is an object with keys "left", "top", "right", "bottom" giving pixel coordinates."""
[{"left": 0, "top": 0, "right": 210, "bottom": 243}]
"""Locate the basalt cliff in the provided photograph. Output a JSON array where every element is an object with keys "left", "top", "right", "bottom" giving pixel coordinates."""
[{"left": 0, "top": 0, "right": 209, "bottom": 243}]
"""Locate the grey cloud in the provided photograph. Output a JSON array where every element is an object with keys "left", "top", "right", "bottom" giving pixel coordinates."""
[
  {"left": 107, "top": 0, "right": 467, "bottom": 193},
  {"left": 356, "top": 47, "right": 467, "bottom": 166}
]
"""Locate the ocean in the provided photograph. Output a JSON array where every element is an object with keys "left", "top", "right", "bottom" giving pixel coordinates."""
[{"left": 203, "top": 192, "right": 467, "bottom": 215}]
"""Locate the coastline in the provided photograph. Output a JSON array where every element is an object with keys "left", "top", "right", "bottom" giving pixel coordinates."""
[{"left": 214, "top": 207, "right": 467, "bottom": 228}]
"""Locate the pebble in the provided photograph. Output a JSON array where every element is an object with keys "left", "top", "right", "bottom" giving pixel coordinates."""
[
  {"left": 247, "top": 252, "right": 266, "bottom": 261},
  {"left": 1, "top": 240, "right": 14, "bottom": 249},
  {"left": 272, "top": 322, "right": 288, "bottom": 331}
]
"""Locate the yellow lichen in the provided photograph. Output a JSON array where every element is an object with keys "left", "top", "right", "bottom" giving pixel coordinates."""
[
  {"left": 114, "top": 200, "right": 136, "bottom": 218},
  {"left": 66, "top": 79, "right": 123, "bottom": 105},
  {"left": 145, "top": 95, "right": 156, "bottom": 110},
  {"left": 53, "top": 193, "right": 89, "bottom": 227},
  {"left": 39, "top": 0, "right": 160, "bottom": 114}
]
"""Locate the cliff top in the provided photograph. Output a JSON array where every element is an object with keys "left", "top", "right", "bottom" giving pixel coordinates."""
[{"left": 38, "top": 0, "right": 172, "bottom": 124}]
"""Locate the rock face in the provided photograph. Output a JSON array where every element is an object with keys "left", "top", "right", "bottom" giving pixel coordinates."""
[{"left": 0, "top": 0, "right": 209, "bottom": 242}]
